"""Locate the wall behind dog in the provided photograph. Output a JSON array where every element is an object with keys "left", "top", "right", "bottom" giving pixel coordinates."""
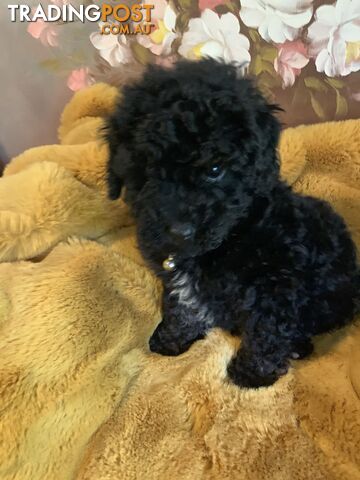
[{"left": 0, "top": 0, "right": 359, "bottom": 164}]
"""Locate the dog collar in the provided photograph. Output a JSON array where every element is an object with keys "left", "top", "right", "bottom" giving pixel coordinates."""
[{"left": 162, "top": 254, "right": 176, "bottom": 271}]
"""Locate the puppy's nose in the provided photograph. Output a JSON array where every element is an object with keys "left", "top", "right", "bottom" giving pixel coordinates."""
[{"left": 170, "top": 222, "right": 195, "bottom": 240}]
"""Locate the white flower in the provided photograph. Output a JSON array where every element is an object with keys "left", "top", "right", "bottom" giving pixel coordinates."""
[
  {"left": 139, "top": 5, "right": 179, "bottom": 56},
  {"left": 307, "top": 0, "right": 360, "bottom": 77},
  {"left": 90, "top": 23, "right": 132, "bottom": 67},
  {"left": 240, "top": 0, "right": 314, "bottom": 43},
  {"left": 179, "top": 9, "right": 250, "bottom": 65}
]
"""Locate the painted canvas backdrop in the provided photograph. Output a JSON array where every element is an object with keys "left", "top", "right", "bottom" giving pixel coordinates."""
[{"left": 0, "top": 0, "right": 359, "bottom": 163}]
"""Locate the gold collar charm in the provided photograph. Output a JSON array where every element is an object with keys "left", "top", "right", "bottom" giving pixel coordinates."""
[{"left": 162, "top": 254, "right": 176, "bottom": 271}]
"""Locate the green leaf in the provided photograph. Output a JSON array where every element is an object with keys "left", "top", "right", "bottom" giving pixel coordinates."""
[
  {"left": 175, "top": 0, "right": 199, "bottom": 13},
  {"left": 175, "top": 12, "right": 188, "bottom": 32},
  {"left": 260, "top": 46, "right": 277, "bottom": 63},
  {"left": 250, "top": 55, "right": 263, "bottom": 75},
  {"left": 223, "top": 1, "right": 237, "bottom": 13},
  {"left": 251, "top": 56, "right": 276, "bottom": 76},
  {"left": 39, "top": 59, "right": 64, "bottom": 73},
  {"left": 304, "top": 76, "right": 328, "bottom": 93},
  {"left": 257, "top": 72, "right": 279, "bottom": 97},
  {"left": 258, "top": 70, "right": 280, "bottom": 88},
  {"left": 130, "top": 43, "right": 153, "bottom": 65},
  {"left": 335, "top": 91, "right": 348, "bottom": 117},
  {"left": 66, "top": 50, "right": 89, "bottom": 67},
  {"left": 310, "top": 92, "right": 326, "bottom": 120},
  {"left": 261, "top": 61, "right": 275, "bottom": 75},
  {"left": 325, "top": 77, "right": 344, "bottom": 89},
  {"left": 257, "top": 83, "right": 275, "bottom": 103},
  {"left": 248, "top": 29, "right": 260, "bottom": 43}
]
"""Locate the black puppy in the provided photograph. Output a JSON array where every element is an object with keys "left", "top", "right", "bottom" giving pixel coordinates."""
[{"left": 105, "top": 59, "right": 359, "bottom": 388}]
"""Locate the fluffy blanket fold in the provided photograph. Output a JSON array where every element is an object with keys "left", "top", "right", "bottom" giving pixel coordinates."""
[{"left": 0, "top": 83, "right": 359, "bottom": 480}]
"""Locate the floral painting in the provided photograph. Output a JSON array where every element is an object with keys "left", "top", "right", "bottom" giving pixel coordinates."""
[{"left": 26, "top": 0, "right": 360, "bottom": 126}]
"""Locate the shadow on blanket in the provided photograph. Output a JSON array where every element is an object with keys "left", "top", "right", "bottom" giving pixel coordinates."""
[{"left": 0, "top": 83, "right": 359, "bottom": 480}]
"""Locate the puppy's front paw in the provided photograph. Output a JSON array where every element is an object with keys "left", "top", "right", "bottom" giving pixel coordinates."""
[{"left": 227, "top": 355, "right": 288, "bottom": 388}]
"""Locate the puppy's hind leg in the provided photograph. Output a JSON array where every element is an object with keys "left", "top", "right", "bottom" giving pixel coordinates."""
[{"left": 228, "top": 287, "right": 306, "bottom": 388}]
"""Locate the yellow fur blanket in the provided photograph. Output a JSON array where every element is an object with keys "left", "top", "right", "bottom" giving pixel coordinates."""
[{"left": 0, "top": 84, "right": 359, "bottom": 480}]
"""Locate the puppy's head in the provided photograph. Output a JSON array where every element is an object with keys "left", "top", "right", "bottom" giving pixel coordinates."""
[{"left": 105, "top": 59, "right": 281, "bottom": 266}]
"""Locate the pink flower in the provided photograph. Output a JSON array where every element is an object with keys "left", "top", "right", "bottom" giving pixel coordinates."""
[
  {"left": 199, "top": 0, "right": 227, "bottom": 10},
  {"left": 27, "top": 20, "right": 59, "bottom": 47},
  {"left": 67, "top": 68, "right": 93, "bottom": 92},
  {"left": 274, "top": 40, "right": 309, "bottom": 88},
  {"left": 27, "top": 1, "right": 70, "bottom": 47}
]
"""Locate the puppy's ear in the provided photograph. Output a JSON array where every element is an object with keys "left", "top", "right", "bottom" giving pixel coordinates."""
[
  {"left": 107, "top": 165, "right": 123, "bottom": 200},
  {"left": 106, "top": 143, "right": 132, "bottom": 200},
  {"left": 256, "top": 103, "right": 282, "bottom": 154},
  {"left": 104, "top": 116, "right": 127, "bottom": 200}
]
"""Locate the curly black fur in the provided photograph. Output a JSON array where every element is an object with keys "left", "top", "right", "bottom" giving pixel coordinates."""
[{"left": 105, "top": 59, "right": 359, "bottom": 388}]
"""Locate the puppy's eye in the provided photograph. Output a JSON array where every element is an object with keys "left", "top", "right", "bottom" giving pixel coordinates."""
[{"left": 205, "top": 164, "right": 224, "bottom": 181}]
